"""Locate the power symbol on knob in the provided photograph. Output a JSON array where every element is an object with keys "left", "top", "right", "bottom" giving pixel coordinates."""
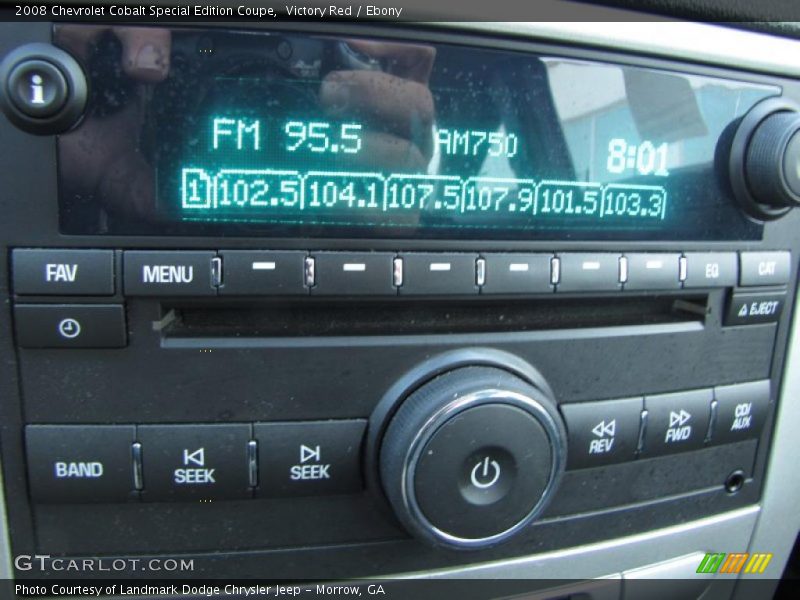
[{"left": 470, "top": 456, "right": 501, "bottom": 489}]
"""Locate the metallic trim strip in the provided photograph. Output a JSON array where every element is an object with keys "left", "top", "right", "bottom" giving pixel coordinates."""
[
  {"left": 734, "top": 280, "right": 800, "bottom": 590},
  {"left": 405, "top": 506, "right": 759, "bottom": 579},
  {"left": 434, "top": 21, "right": 800, "bottom": 78}
]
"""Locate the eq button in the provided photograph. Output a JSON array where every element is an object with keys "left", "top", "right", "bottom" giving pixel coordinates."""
[{"left": 683, "top": 252, "right": 738, "bottom": 288}]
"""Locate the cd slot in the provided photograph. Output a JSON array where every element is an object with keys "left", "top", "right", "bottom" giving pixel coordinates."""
[{"left": 161, "top": 295, "right": 708, "bottom": 338}]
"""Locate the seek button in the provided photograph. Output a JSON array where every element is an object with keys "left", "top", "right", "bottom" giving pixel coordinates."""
[{"left": 254, "top": 420, "right": 366, "bottom": 497}]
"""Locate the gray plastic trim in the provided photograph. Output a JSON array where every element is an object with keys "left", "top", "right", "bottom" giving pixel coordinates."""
[
  {"left": 433, "top": 21, "right": 800, "bottom": 78},
  {"left": 732, "top": 280, "right": 800, "bottom": 594},
  {"left": 0, "top": 454, "right": 11, "bottom": 580},
  {"left": 401, "top": 506, "right": 759, "bottom": 579}
]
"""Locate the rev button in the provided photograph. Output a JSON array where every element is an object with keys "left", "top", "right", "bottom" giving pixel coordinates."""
[
  {"left": 254, "top": 420, "right": 366, "bottom": 497},
  {"left": 137, "top": 424, "right": 251, "bottom": 501},
  {"left": 560, "top": 397, "right": 643, "bottom": 469},
  {"left": 25, "top": 425, "right": 136, "bottom": 503}
]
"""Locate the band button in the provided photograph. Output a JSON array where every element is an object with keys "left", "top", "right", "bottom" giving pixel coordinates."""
[{"left": 25, "top": 425, "right": 136, "bottom": 503}]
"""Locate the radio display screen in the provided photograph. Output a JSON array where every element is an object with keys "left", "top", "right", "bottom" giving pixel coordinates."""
[{"left": 55, "top": 25, "right": 775, "bottom": 240}]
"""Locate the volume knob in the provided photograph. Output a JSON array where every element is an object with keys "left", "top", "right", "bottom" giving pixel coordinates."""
[
  {"left": 379, "top": 366, "right": 566, "bottom": 549},
  {"left": 745, "top": 111, "right": 800, "bottom": 210}
]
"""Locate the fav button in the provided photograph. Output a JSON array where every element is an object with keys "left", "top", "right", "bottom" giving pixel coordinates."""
[
  {"left": 560, "top": 397, "right": 643, "bottom": 469},
  {"left": 25, "top": 425, "right": 136, "bottom": 503},
  {"left": 642, "top": 389, "right": 713, "bottom": 457},
  {"left": 14, "top": 304, "right": 127, "bottom": 348},
  {"left": 12, "top": 249, "right": 115, "bottom": 296},
  {"left": 124, "top": 251, "right": 217, "bottom": 296},
  {"left": 137, "top": 424, "right": 251, "bottom": 501},
  {"left": 254, "top": 420, "right": 366, "bottom": 497}
]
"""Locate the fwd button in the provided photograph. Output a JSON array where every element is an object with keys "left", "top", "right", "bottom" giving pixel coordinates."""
[
  {"left": 642, "top": 389, "right": 713, "bottom": 457},
  {"left": 254, "top": 420, "right": 366, "bottom": 497}
]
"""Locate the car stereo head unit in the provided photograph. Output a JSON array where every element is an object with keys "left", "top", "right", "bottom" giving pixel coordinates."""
[{"left": 0, "top": 21, "right": 798, "bottom": 582}]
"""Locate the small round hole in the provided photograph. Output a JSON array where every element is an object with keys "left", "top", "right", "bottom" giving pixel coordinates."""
[{"left": 725, "top": 470, "right": 746, "bottom": 494}]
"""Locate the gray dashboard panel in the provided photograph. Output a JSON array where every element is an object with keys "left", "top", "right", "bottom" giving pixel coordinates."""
[{"left": 0, "top": 16, "right": 798, "bottom": 590}]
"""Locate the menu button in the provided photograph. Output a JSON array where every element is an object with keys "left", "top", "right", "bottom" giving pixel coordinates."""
[{"left": 124, "top": 251, "right": 217, "bottom": 296}]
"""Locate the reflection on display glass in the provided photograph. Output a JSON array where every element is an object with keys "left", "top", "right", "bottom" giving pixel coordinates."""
[{"left": 55, "top": 26, "right": 777, "bottom": 240}]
